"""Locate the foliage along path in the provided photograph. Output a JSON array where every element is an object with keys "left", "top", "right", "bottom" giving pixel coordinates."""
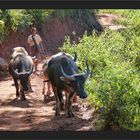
[{"left": 0, "top": 56, "right": 96, "bottom": 131}]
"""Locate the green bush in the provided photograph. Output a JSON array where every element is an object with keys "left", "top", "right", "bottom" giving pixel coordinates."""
[
  {"left": 0, "top": 9, "right": 54, "bottom": 41},
  {"left": 60, "top": 10, "right": 140, "bottom": 131}
]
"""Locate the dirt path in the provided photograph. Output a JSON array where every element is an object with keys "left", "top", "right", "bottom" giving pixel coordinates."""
[
  {"left": 0, "top": 58, "right": 95, "bottom": 131},
  {"left": 98, "top": 13, "right": 126, "bottom": 31}
]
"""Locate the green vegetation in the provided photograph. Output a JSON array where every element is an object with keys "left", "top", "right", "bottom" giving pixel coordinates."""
[
  {"left": 60, "top": 10, "right": 140, "bottom": 131},
  {"left": 0, "top": 9, "right": 101, "bottom": 42},
  {"left": 0, "top": 9, "right": 54, "bottom": 41},
  {"left": 54, "top": 10, "right": 97, "bottom": 30}
]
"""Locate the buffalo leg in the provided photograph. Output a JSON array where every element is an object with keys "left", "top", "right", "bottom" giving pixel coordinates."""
[
  {"left": 42, "top": 81, "right": 47, "bottom": 102},
  {"left": 52, "top": 86, "right": 60, "bottom": 116},
  {"left": 34, "top": 59, "right": 38, "bottom": 72},
  {"left": 47, "top": 82, "right": 52, "bottom": 96},
  {"left": 28, "top": 77, "right": 33, "bottom": 92},
  {"left": 65, "top": 91, "right": 68, "bottom": 111},
  {"left": 57, "top": 88, "right": 64, "bottom": 111},
  {"left": 43, "top": 82, "right": 52, "bottom": 97},
  {"left": 73, "top": 95, "right": 78, "bottom": 103},
  {"left": 67, "top": 92, "right": 75, "bottom": 117},
  {"left": 42, "top": 81, "right": 52, "bottom": 103},
  {"left": 20, "top": 90, "right": 26, "bottom": 101},
  {"left": 13, "top": 77, "right": 19, "bottom": 98},
  {"left": 20, "top": 85, "right": 26, "bottom": 101},
  {"left": 42, "top": 81, "right": 46, "bottom": 95}
]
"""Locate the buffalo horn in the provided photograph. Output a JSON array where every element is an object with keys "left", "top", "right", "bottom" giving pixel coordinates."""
[
  {"left": 60, "top": 65, "right": 75, "bottom": 81},
  {"left": 26, "top": 66, "right": 34, "bottom": 76},
  {"left": 84, "top": 60, "right": 90, "bottom": 80},
  {"left": 14, "top": 69, "right": 21, "bottom": 78},
  {"left": 73, "top": 51, "right": 77, "bottom": 62},
  {"left": 13, "top": 66, "right": 33, "bottom": 78}
]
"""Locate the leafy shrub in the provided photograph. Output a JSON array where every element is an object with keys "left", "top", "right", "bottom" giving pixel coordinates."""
[
  {"left": 60, "top": 10, "right": 140, "bottom": 130},
  {"left": 0, "top": 9, "right": 54, "bottom": 41}
]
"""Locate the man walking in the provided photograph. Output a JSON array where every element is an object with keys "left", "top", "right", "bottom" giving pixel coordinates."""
[{"left": 28, "top": 27, "right": 44, "bottom": 72}]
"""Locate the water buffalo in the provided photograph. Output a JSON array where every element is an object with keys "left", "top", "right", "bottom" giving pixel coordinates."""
[
  {"left": 42, "top": 52, "right": 79, "bottom": 102},
  {"left": 9, "top": 47, "right": 34, "bottom": 100},
  {"left": 46, "top": 52, "right": 90, "bottom": 117}
]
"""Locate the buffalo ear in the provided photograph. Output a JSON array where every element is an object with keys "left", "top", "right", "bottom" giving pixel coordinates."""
[
  {"left": 12, "top": 48, "right": 15, "bottom": 52},
  {"left": 60, "top": 76, "right": 71, "bottom": 84},
  {"left": 78, "top": 66, "right": 82, "bottom": 71}
]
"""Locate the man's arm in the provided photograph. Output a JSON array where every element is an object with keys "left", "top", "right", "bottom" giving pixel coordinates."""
[
  {"left": 40, "top": 41, "right": 44, "bottom": 51},
  {"left": 38, "top": 35, "right": 44, "bottom": 51},
  {"left": 27, "top": 36, "right": 32, "bottom": 55},
  {"left": 28, "top": 44, "right": 32, "bottom": 55}
]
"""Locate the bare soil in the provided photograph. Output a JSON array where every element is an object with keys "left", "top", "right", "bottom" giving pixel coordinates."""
[
  {"left": 0, "top": 57, "right": 96, "bottom": 131},
  {"left": 98, "top": 13, "right": 126, "bottom": 31}
]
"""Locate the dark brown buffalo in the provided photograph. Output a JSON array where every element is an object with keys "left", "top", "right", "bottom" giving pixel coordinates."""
[
  {"left": 45, "top": 52, "right": 90, "bottom": 117},
  {"left": 42, "top": 52, "right": 78, "bottom": 99},
  {"left": 9, "top": 47, "right": 34, "bottom": 100}
]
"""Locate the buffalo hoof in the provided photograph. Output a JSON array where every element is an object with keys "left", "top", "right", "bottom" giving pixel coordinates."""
[
  {"left": 73, "top": 96, "right": 78, "bottom": 103},
  {"left": 43, "top": 95, "right": 48, "bottom": 103},
  {"left": 61, "top": 106, "right": 65, "bottom": 111},
  {"left": 65, "top": 105, "right": 67, "bottom": 111},
  {"left": 47, "top": 91, "right": 52, "bottom": 96},
  {"left": 12, "top": 83, "right": 15, "bottom": 86},
  {"left": 16, "top": 94, "right": 19, "bottom": 98},
  {"left": 68, "top": 112, "right": 74, "bottom": 118},
  {"left": 55, "top": 112, "right": 60, "bottom": 116},
  {"left": 42, "top": 91, "right": 45, "bottom": 95},
  {"left": 60, "top": 103, "right": 65, "bottom": 111},
  {"left": 21, "top": 96, "right": 26, "bottom": 101},
  {"left": 29, "top": 89, "right": 34, "bottom": 92}
]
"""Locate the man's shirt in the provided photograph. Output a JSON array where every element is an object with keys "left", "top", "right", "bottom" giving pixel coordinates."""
[{"left": 28, "top": 34, "right": 42, "bottom": 47}]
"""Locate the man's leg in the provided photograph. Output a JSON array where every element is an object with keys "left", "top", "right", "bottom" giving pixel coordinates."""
[
  {"left": 34, "top": 50, "right": 41, "bottom": 72},
  {"left": 31, "top": 46, "right": 38, "bottom": 72},
  {"left": 34, "top": 60, "right": 38, "bottom": 71}
]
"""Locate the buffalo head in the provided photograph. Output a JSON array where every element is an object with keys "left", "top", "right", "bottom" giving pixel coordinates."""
[
  {"left": 60, "top": 60, "right": 90, "bottom": 99},
  {"left": 12, "top": 67, "right": 33, "bottom": 91}
]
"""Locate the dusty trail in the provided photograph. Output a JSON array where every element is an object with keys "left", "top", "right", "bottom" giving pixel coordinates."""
[{"left": 0, "top": 58, "right": 95, "bottom": 131}]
